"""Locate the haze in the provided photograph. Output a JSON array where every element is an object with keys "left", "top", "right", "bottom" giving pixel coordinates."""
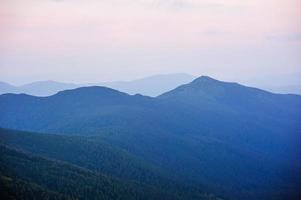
[{"left": 0, "top": 0, "right": 300, "bottom": 85}]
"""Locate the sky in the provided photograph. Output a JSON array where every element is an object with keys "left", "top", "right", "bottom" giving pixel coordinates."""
[{"left": 0, "top": 0, "right": 300, "bottom": 85}]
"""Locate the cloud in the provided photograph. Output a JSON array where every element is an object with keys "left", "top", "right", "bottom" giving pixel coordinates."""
[
  {"left": 202, "top": 30, "right": 225, "bottom": 36},
  {"left": 140, "top": 0, "right": 244, "bottom": 12},
  {"left": 266, "top": 33, "right": 301, "bottom": 42},
  {"left": 149, "top": 0, "right": 235, "bottom": 11},
  {"left": 48, "top": 0, "right": 241, "bottom": 12}
]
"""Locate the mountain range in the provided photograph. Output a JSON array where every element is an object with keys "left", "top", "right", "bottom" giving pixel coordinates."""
[
  {"left": 0, "top": 73, "right": 196, "bottom": 97},
  {"left": 0, "top": 76, "right": 300, "bottom": 200},
  {"left": 1, "top": 73, "right": 300, "bottom": 97}
]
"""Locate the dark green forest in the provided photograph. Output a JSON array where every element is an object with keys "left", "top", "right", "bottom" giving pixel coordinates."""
[{"left": 0, "top": 145, "right": 221, "bottom": 200}]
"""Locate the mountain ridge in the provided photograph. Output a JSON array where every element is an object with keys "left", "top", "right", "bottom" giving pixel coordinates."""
[
  {"left": 2, "top": 74, "right": 300, "bottom": 97},
  {"left": 0, "top": 73, "right": 196, "bottom": 97}
]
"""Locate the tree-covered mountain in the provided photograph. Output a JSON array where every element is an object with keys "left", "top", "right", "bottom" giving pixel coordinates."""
[
  {"left": 0, "top": 129, "right": 217, "bottom": 200},
  {"left": 1, "top": 145, "right": 220, "bottom": 200},
  {"left": 0, "top": 76, "right": 300, "bottom": 199},
  {"left": 0, "top": 128, "right": 167, "bottom": 184}
]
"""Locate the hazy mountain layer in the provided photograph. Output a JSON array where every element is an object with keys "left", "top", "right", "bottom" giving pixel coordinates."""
[{"left": 0, "top": 73, "right": 196, "bottom": 97}]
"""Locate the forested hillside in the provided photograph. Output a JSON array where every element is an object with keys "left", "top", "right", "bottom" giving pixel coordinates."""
[
  {"left": 0, "top": 145, "right": 220, "bottom": 200},
  {"left": 0, "top": 128, "right": 218, "bottom": 199}
]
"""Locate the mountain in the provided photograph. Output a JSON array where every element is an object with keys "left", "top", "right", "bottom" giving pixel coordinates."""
[
  {"left": 0, "top": 128, "right": 165, "bottom": 183},
  {"left": 0, "top": 86, "right": 161, "bottom": 134},
  {"left": 0, "top": 73, "right": 196, "bottom": 97},
  {"left": 159, "top": 76, "right": 301, "bottom": 159},
  {"left": 19, "top": 80, "right": 78, "bottom": 96},
  {"left": 263, "top": 84, "right": 301, "bottom": 95},
  {"left": 243, "top": 72, "right": 301, "bottom": 95},
  {"left": 0, "top": 128, "right": 220, "bottom": 200},
  {"left": 0, "top": 82, "right": 19, "bottom": 94},
  {"left": 1, "top": 73, "right": 300, "bottom": 96},
  {"left": 99, "top": 73, "right": 196, "bottom": 96},
  {"left": 159, "top": 76, "right": 301, "bottom": 118},
  {"left": 1, "top": 145, "right": 217, "bottom": 200},
  {"left": 0, "top": 76, "right": 300, "bottom": 199},
  {"left": 0, "top": 80, "right": 78, "bottom": 96}
]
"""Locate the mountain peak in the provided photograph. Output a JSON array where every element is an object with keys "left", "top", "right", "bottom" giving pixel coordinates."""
[
  {"left": 190, "top": 76, "right": 221, "bottom": 85},
  {"left": 158, "top": 76, "right": 248, "bottom": 101},
  {"left": 55, "top": 86, "right": 125, "bottom": 97}
]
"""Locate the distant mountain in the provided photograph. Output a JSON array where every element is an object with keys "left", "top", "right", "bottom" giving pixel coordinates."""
[
  {"left": 0, "top": 82, "right": 19, "bottom": 94},
  {"left": 1, "top": 73, "right": 300, "bottom": 96},
  {"left": 0, "top": 80, "right": 78, "bottom": 96},
  {"left": 0, "top": 76, "right": 300, "bottom": 199},
  {"left": 0, "top": 73, "right": 196, "bottom": 97},
  {"left": 243, "top": 72, "right": 301, "bottom": 94},
  {"left": 263, "top": 84, "right": 301, "bottom": 95},
  {"left": 98, "top": 73, "right": 196, "bottom": 96},
  {"left": 19, "top": 80, "right": 79, "bottom": 96}
]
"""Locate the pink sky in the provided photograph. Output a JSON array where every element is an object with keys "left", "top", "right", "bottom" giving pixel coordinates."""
[{"left": 0, "top": 0, "right": 300, "bottom": 84}]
